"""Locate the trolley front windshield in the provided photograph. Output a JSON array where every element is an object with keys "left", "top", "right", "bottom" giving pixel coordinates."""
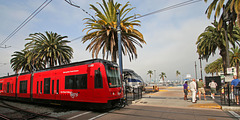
[{"left": 106, "top": 65, "right": 122, "bottom": 88}]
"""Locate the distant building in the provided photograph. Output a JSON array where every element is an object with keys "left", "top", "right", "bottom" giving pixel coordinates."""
[{"left": 186, "top": 74, "right": 192, "bottom": 79}]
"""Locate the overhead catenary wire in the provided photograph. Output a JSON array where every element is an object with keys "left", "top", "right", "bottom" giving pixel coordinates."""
[
  {"left": 69, "top": 36, "right": 84, "bottom": 42},
  {"left": 64, "top": 0, "right": 107, "bottom": 42},
  {"left": 130, "top": 0, "right": 202, "bottom": 20},
  {"left": 64, "top": 0, "right": 98, "bottom": 22},
  {"left": 66, "top": 0, "right": 202, "bottom": 41},
  {"left": 0, "top": 0, "right": 52, "bottom": 47}
]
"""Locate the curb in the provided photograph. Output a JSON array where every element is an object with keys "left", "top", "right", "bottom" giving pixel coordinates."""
[{"left": 222, "top": 106, "right": 240, "bottom": 111}]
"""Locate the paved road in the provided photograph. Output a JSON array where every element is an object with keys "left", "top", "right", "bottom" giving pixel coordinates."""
[
  {"left": 1, "top": 87, "right": 238, "bottom": 120},
  {"left": 97, "top": 105, "right": 234, "bottom": 120}
]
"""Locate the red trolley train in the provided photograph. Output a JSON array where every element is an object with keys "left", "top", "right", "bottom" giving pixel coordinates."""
[{"left": 0, "top": 59, "right": 124, "bottom": 108}]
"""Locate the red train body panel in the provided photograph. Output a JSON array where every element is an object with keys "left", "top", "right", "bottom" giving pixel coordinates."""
[
  {"left": 0, "top": 76, "right": 17, "bottom": 97},
  {"left": 0, "top": 59, "right": 123, "bottom": 107}
]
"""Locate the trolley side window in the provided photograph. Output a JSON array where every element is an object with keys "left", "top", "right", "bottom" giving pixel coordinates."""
[
  {"left": 52, "top": 80, "right": 54, "bottom": 94},
  {"left": 7, "top": 82, "right": 10, "bottom": 93},
  {"left": 20, "top": 80, "right": 27, "bottom": 93},
  {"left": 40, "top": 81, "right": 42, "bottom": 93},
  {"left": 57, "top": 80, "right": 59, "bottom": 94},
  {"left": 95, "top": 70, "right": 103, "bottom": 88},
  {"left": 44, "top": 78, "right": 50, "bottom": 94},
  {"left": 37, "top": 81, "right": 39, "bottom": 94},
  {"left": 65, "top": 74, "right": 87, "bottom": 89},
  {"left": 0, "top": 83, "right": 2, "bottom": 90}
]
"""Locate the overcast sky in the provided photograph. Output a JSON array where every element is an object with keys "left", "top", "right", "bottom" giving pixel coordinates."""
[{"left": 0, "top": 0, "right": 219, "bottom": 82}]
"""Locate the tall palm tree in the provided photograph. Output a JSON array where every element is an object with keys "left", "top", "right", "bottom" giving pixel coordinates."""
[
  {"left": 230, "top": 46, "right": 240, "bottom": 78},
  {"left": 25, "top": 31, "right": 73, "bottom": 67},
  {"left": 204, "top": 0, "right": 237, "bottom": 29},
  {"left": 82, "top": 0, "right": 146, "bottom": 62},
  {"left": 196, "top": 21, "right": 235, "bottom": 74},
  {"left": 147, "top": 70, "right": 153, "bottom": 83},
  {"left": 232, "top": 25, "right": 240, "bottom": 46},
  {"left": 159, "top": 72, "right": 167, "bottom": 81}
]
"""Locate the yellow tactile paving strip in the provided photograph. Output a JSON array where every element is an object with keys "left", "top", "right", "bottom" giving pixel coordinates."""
[{"left": 189, "top": 103, "right": 222, "bottom": 109}]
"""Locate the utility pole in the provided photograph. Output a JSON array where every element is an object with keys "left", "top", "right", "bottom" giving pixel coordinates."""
[
  {"left": 195, "top": 61, "right": 197, "bottom": 79},
  {"left": 117, "top": 9, "right": 123, "bottom": 79},
  {"left": 223, "top": 5, "right": 230, "bottom": 75},
  {"left": 154, "top": 70, "right": 156, "bottom": 84},
  {"left": 199, "top": 55, "right": 203, "bottom": 80}
]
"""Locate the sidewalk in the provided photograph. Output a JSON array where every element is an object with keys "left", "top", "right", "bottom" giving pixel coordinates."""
[
  {"left": 134, "top": 87, "right": 221, "bottom": 109},
  {"left": 97, "top": 87, "right": 236, "bottom": 120}
]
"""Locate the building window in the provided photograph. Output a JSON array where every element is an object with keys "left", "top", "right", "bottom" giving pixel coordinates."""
[
  {"left": 20, "top": 81, "right": 27, "bottom": 93},
  {"left": 44, "top": 78, "right": 50, "bottom": 94},
  {"left": 95, "top": 70, "right": 103, "bottom": 88},
  {"left": 65, "top": 74, "right": 87, "bottom": 89}
]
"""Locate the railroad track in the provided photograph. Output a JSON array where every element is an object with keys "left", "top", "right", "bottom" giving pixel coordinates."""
[
  {"left": 0, "top": 113, "right": 11, "bottom": 120},
  {"left": 0, "top": 99, "right": 127, "bottom": 120},
  {"left": 0, "top": 100, "right": 64, "bottom": 120}
]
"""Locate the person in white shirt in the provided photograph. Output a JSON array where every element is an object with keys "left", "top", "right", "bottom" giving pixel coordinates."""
[
  {"left": 189, "top": 79, "right": 197, "bottom": 103},
  {"left": 209, "top": 80, "right": 217, "bottom": 99}
]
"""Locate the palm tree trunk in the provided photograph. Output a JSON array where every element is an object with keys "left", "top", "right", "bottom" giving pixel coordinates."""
[
  {"left": 237, "top": 60, "right": 239, "bottom": 78},
  {"left": 220, "top": 49, "right": 227, "bottom": 75},
  {"left": 150, "top": 75, "right": 152, "bottom": 83},
  {"left": 237, "top": 13, "right": 240, "bottom": 29},
  {"left": 50, "top": 58, "right": 54, "bottom": 67},
  {"left": 112, "top": 47, "right": 117, "bottom": 62}
]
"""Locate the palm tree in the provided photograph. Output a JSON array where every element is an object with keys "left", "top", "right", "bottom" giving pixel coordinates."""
[
  {"left": 176, "top": 70, "right": 180, "bottom": 79},
  {"left": 82, "top": 0, "right": 146, "bottom": 62},
  {"left": 25, "top": 31, "right": 73, "bottom": 67},
  {"left": 196, "top": 21, "right": 235, "bottom": 74},
  {"left": 11, "top": 50, "right": 30, "bottom": 73},
  {"left": 159, "top": 72, "right": 167, "bottom": 81},
  {"left": 230, "top": 46, "right": 240, "bottom": 78},
  {"left": 147, "top": 70, "right": 153, "bottom": 83},
  {"left": 204, "top": 0, "right": 239, "bottom": 29},
  {"left": 204, "top": 58, "right": 223, "bottom": 76},
  {"left": 10, "top": 50, "right": 45, "bottom": 73}
]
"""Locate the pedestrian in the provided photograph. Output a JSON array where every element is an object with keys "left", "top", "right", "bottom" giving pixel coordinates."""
[
  {"left": 189, "top": 79, "right": 197, "bottom": 103},
  {"left": 197, "top": 79, "right": 206, "bottom": 100},
  {"left": 209, "top": 80, "right": 217, "bottom": 99},
  {"left": 231, "top": 75, "right": 240, "bottom": 104},
  {"left": 183, "top": 81, "right": 188, "bottom": 100}
]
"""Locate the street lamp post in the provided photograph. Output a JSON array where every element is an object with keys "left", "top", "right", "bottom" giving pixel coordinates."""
[
  {"left": 195, "top": 61, "right": 197, "bottom": 79},
  {"left": 116, "top": 9, "right": 123, "bottom": 79},
  {"left": 199, "top": 55, "right": 203, "bottom": 80},
  {"left": 154, "top": 70, "right": 156, "bottom": 84},
  {"left": 223, "top": 5, "right": 230, "bottom": 75}
]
